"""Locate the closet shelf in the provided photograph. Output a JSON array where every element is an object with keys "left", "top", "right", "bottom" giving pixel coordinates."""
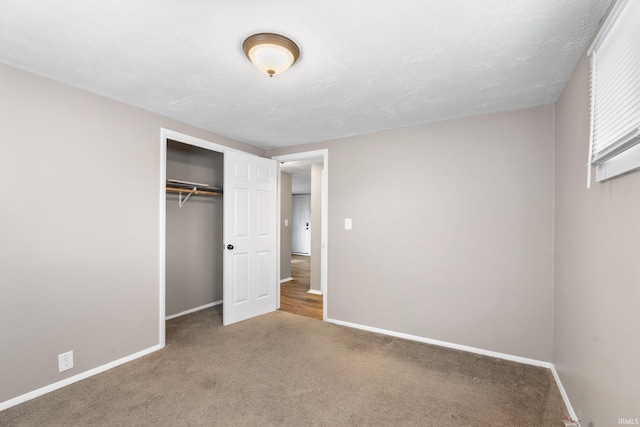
[{"left": 166, "top": 179, "right": 222, "bottom": 207}]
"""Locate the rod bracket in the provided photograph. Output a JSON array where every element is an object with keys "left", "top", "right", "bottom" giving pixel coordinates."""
[{"left": 179, "top": 187, "right": 198, "bottom": 208}]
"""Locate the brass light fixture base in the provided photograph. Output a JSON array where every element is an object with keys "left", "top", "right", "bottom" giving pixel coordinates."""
[{"left": 243, "top": 33, "right": 300, "bottom": 77}]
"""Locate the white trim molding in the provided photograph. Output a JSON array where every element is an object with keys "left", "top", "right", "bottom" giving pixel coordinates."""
[
  {"left": 159, "top": 133, "right": 167, "bottom": 347},
  {"left": 0, "top": 345, "right": 162, "bottom": 411},
  {"left": 161, "top": 128, "right": 243, "bottom": 155},
  {"left": 272, "top": 149, "right": 329, "bottom": 321},
  {"left": 326, "top": 317, "right": 577, "bottom": 422},
  {"left": 280, "top": 277, "right": 293, "bottom": 283},
  {"left": 165, "top": 300, "right": 222, "bottom": 320},
  {"left": 307, "top": 289, "right": 322, "bottom": 295},
  {"left": 326, "top": 318, "right": 552, "bottom": 368},
  {"left": 551, "top": 365, "right": 580, "bottom": 425}
]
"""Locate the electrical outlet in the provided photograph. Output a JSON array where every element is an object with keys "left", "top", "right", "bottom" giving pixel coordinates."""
[{"left": 58, "top": 351, "right": 74, "bottom": 373}]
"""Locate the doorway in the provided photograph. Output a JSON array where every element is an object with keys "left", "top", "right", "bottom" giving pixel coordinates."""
[
  {"left": 292, "top": 195, "right": 310, "bottom": 255},
  {"left": 273, "top": 149, "right": 328, "bottom": 321},
  {"left": 165, "top": 140, "right": 223, "bottom": 321},
  {"left": 159, "top": 128, "right": 279, "bottom": 346},
  {"left": 160, "top": 129, "right": 228, "bottom": 345}
]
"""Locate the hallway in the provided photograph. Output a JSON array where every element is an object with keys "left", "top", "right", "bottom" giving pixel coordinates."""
[{"left": 279, "top": 255, "right": 322, "bottom": 320}]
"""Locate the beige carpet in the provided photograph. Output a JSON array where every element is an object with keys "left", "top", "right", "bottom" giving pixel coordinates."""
[{"left": 1, "top": 306, "right": 568, "bottom": 426}]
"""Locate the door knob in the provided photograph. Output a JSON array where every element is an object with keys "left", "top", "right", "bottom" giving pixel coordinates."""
[{"left": 227, "top": 244, "right": 234, "bottom": 250}]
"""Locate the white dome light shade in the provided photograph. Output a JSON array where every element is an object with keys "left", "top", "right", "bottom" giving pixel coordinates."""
[
  {"left": 248, "top": 43, "right": 294, "bottom": 76},
  {"left": 243, "top": 33, "right": 300, "bottom": 77}
]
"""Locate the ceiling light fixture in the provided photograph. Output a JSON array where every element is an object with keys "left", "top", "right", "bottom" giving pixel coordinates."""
[{"left": 243, "top": 33, "right": 300, "bottom": 77}]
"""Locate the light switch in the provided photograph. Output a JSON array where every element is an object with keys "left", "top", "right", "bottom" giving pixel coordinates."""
[
  {"left": 345, "top": 218, "right": 352, "bottom": 230},
  {"left": 284, "top": 219, "right": 289, "bottom": 226}
]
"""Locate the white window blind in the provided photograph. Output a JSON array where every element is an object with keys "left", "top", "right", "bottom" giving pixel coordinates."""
[{"left": 587, "top": 0, "right": 640, "bottom": 186}]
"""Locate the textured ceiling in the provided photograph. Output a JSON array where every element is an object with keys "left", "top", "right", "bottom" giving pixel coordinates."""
[{"left": 0, "top": 0, "right": 611, "bottom": 149}]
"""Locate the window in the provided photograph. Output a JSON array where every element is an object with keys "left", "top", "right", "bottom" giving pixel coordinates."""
[{"left": 587, "top": 0, "right": 640, "bottom": 187}]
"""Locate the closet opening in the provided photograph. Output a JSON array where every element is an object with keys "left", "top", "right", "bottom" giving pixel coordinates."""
[
  {"left": 159, "top": 128, "right": 231, "bottom": 346},
  {"left": 159, "top": 127, "right": 281, "bottom": 342},
  {"left": 164, "top": 140, "right": 224, "bottom": 323}
]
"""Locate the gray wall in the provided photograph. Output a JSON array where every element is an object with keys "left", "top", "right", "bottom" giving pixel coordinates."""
[
  {"left": 0, "top": 63, "right": 263, "bottom": 404},
  {"left": 554, "top": 52, "right": 640, "bottom": 425},
  {"left": 268, "top": 105, "right": 555, "bottom": 361},
  {"left": 310, "top": 163, "right": 323, "bottom": 292},
  {"left": 8, "top": 48, "right": 635, "bottom": 420},
  {"left": 280, "top": 172, "right": 292, "bottom": 280},
  {"left": 166, "top": 141, "right": 223, "bottom": 316}
]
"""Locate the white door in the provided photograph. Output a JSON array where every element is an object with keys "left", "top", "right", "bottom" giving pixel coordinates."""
[
  {"left": 291, "top": 194, "right": 310, "bottom": 255},
  {"left": 223, "top": 151, "right": 278, "bottom": 325}
]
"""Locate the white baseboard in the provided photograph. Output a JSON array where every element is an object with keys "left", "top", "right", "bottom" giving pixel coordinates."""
[
  {"left": 325, "top": 318, "right": 579, "bottom": 421},
  {"left": 1, "top": 313, "right": 577, "bottom": 421},
  {"left": 307, "top": 289, "right": 322, "bottom": 295},
  {"left": 165, "top": 300, "right": 222, "bottom": 320},
  {"left": 551, "top": 365, "right": 580, "bottom": 425},
  {"left": 326, "top": 317, "right": 553, "bottom": 368},
  {"left": 0, "top": 344, "right": 162, "bottom": 412},
  {"left": 280, "top": 277, "right": 293, "bottom": 283}
]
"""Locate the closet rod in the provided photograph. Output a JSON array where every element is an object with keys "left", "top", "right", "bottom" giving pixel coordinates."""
[
  {"left": 166, "top": 182, "right": 222, "bottom": 207},
  {"left": 166, "top": 187, "right": 222, "bottom": 196}
]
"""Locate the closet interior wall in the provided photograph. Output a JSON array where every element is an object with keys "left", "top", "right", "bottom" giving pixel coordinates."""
[{"left": 166, "top": 140, "right": 223, "bottom": 317}]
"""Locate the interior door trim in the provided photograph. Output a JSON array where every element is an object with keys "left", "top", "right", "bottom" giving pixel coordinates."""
[{"left": 272, "top": 149, "right": 329, "bottom": 321}]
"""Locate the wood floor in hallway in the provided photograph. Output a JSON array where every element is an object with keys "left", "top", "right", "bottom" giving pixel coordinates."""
[{"left": 279, "top": 255, "right": 323, "bottom": 320}]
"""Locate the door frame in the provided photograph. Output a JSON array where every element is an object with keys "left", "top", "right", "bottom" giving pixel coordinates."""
[
  {"left": 272, "top": 149, "right": 329, "bottom": 321},
  {"left": 159, "top": 128, "right": 245, "bottom": 347}
]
